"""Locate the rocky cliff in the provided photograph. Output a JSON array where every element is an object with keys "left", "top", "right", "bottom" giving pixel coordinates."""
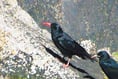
[{"left": 0, "top": 0, "right": 103, "bottom": 79}]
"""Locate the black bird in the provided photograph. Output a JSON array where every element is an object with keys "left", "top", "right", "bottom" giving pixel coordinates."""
[
  {"left": 97, "top": 51, "right": 118, "bottom": 79},
  {"left": 42, "top": 22, "right": 94, "bottom": 67}
]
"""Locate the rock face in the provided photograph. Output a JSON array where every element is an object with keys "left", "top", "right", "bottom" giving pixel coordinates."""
[
  {"left": 18, "top": 0, "right": 118, "bottom": 53},
  {"left": 0, "top": 0, "right": 103, "bottom": 79},
  {"left": 62, "top": 0, "right": 118, "bottom": 52}
]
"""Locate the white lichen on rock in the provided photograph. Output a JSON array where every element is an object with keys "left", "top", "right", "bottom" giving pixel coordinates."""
[
  {"left": 80, "top": 40, "right": 96, "bottom": 55},
  {"left": 0, "top": 0, "right": 80, "bottom": 79}
]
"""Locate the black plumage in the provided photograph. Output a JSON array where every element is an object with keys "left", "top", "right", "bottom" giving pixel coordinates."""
[
  {"left": 97, "top": 51, "right": 118, "bottom": 79},
  {"left": 43, "top": 22, "right": 94, "bottom": 67}
]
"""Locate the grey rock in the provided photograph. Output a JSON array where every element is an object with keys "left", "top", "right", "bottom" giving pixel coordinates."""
[{"left": 0, "top": 0, "right": 103, "bottom": 79}]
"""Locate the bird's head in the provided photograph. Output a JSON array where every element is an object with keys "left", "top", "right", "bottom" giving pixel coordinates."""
[
  {"left": 97, "top": 51, "right": 110, "bottom": 61},
  {"left": 42, "top": 22, "right": 63, "bottom": 33}
]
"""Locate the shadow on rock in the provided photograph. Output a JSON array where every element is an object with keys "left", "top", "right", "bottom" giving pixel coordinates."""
[{"left": 42, "top": 44, "right": 95, "bottom": 79}]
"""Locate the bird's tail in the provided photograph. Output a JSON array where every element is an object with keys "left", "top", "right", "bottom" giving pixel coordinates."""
[{"left": 75, "top": 42, "right": 97, "bottom": 62}]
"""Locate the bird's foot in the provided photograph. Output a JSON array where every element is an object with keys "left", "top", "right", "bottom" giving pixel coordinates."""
[
  {"left": 91, "top": 55, "right": 99, "bottom": 62},
  {"left": 91, "top": 55, "right": 97, "bottom": 58},
  {"left": 63, "top": 64, "right": 69, "bottom": 68}
]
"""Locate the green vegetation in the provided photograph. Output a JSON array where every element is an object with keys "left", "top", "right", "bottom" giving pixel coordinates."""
[
  {"left": 104, "top": 75, "right": 108, "bottom": 79},
  {"left": 112, "top": 52, "right": 118, "bottom": 60}
]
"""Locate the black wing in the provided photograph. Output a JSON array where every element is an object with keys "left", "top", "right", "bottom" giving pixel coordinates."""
[
  {"left": 57, "top": 32, "right": 92, "bottom": 60},
  {"left": 57, "top": 33, "right": 77, "bottom": 51}
]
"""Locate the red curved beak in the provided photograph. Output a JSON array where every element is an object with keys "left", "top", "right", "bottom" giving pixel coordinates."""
[{"left": 42, "top": 22, "right": 51, "bottom": 28}]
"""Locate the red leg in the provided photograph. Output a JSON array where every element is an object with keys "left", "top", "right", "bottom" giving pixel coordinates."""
[
  {"left": 63, "top": 58, "right": 71, "bottom": 68},
  {"left": 91, "top": 55, "right": 97, "bottom": 58}
]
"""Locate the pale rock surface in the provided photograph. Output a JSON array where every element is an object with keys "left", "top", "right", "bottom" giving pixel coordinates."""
[
  {"left": 0, "top": 0, "right": 103, "bottom": 79},
  {"left": 0, "top": 0, "right": 79, "bottom": 79}
]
